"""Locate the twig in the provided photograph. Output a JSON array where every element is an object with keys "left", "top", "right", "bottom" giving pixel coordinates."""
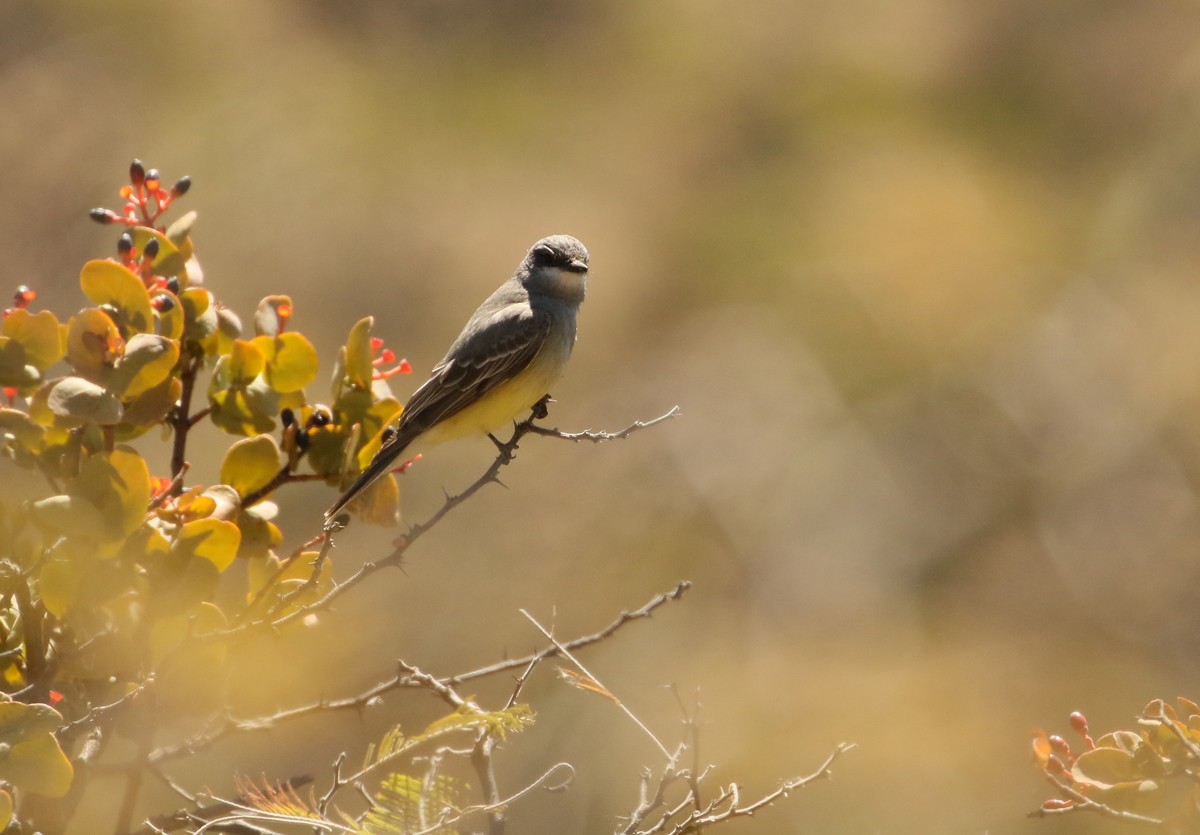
[
  {"left": 148, "top": 582, "right": 691, "bottom": 766},
  {"left": 522, "top": 608, "right": 671, "bottom": 759},
  {"left": 147, "top": 465, "right": 189, "bottom": 512},
  {"left": 525, "top": 406, "right": 681, "bottom": 443},
  {"left": 215, "top": 406, "right": 680, "bottom": 639},
  {"left": 1030, "top": 772, "right": 1165, "bottom": 826}
]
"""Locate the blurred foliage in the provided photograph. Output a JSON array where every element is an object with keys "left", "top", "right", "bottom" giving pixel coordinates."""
[
  {"left": 0, "top": 162, "right": 455, "bottom": 831},
  {"left": 8, "top": 3, "right": 1200, "bottom": 832},
  {"left": 1033, "top": 699, "right": 1200, "bottom": 830}
]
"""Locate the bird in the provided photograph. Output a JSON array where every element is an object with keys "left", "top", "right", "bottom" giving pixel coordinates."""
[{"left": 324, "top": 234, "right": 590, "bottom": 525}]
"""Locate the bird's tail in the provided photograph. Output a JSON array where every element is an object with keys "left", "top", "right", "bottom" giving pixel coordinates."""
[{"left": 323, "top": 434, "right": 414, "bottom": 527}]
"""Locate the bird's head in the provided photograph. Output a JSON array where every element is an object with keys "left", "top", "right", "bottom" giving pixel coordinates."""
[{"left": 522, "top": 235, "right": 589, "bottom": 303}]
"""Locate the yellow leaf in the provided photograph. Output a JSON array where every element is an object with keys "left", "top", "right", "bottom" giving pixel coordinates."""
[
  {"left": 79, "top": 259, "right": 153, "bottom": 335},
  {"left": 66, "top": 308, "right": 122, "bottom": 383},
  {"left": 228, "top": 339, "right": 266, "bottom": 385},
  {"left": 29, "top": 495, "right": 106, "bottom": 540},
  {"left": 0, "top": 702, "right": 72, "bottom": 796},
  {"left": 2, "top": 310, "right": 64, "bottom": 371},
  {"left": 253, "top": 332, "right": 318, "bottom": 394},
  {"left": 0, "top": 731, "right": 73, "bottom": 797},
  {"left": 174, "top": 517, "right": 241, "bottom": 571},
  {"left": 74, "top": 446, "right": 151, "bottom": 540},
  {"left": 343, "top": 316, "right": 375, "bottom": 390},
  {"left": 109, "top": 333, "right": 180, "bottom": 400},
  {"left": 39, "top": 559, "right": 80, "bottom": 618},
  {"left": 220, "top": 435, "right": 282, "bottom": 499}
]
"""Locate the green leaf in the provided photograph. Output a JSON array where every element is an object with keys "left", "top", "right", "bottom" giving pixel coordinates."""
[
  {"left": 46, "top": 376, "right": 123, "bottom": 426},
  {"left": 173, "top": 517, "right": 241, "bottom": 571},
  {"left": 79, "top": 259, "right": 153, "bottom": 335},
  {"left": 2, "top": 310, "right": 64, "bottom": 371},
  {"left": 343, "top": 316, "right": 375, "bottom": 391},
  {"left": 360, "top": 773, "right": 461, "bottom": 835},
  {"left": 109, "top": 333, "right": 180, "bottom": 399},
  {"left": 120, "top": 375, "right": 182, "bottom": 431},
  {"left": 253, "top": 332, "right": 318, "bottom": 393},
  {"left": 165, "top": 210, "right": 197, "bottom": 248},
  {"left": 0, "top": 339, "right": 40, "bottom": 391},
  {"left": 221, "top": 435, "right": 281, "bottom": 498}
]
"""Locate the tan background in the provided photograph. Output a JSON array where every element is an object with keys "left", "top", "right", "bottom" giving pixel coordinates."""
[{"left": 6, "top": 2, "right": 1200, "bottom": 832}]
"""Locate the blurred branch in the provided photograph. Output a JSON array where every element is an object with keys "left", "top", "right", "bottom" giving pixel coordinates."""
[
  {"left": 1030, "top": 773, "right": 1165, "bottom": 826},
  {"left": 523, "top": 607, "right": 671, "bottom": 759},
  {"left": 620, "top": 742, "right": 856, "bottom": 835},
  {"left": 147, "top": 581, "right": 691, "bottom": 765}
]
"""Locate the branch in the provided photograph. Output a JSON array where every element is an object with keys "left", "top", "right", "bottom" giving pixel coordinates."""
[
  {"left": 147, "top": 581, "right": 691, "bottom": 765},
  {"left": 522, "top": 608, "right": 671, "bottom": 759},
  {"left": 1030, "top": 772, "right": 1166, "bottom": 826},
  {"left": 526, "top": 405, "right": 681, "bottom": 443},
  {"left": 218, "top": 403, "right": 680, "bottom": 638}
]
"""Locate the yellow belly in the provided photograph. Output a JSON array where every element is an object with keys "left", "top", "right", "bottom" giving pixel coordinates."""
[{"left": 416, "top": 345, "right": 565, "bottom": 448}]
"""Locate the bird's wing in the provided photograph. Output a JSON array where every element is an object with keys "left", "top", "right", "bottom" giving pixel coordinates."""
[
  {"left": 395, "top": 304, "right": 553, "bottom": 440},
  {"left": 325, "top": 305, "right": 551, "bottom": 524}
]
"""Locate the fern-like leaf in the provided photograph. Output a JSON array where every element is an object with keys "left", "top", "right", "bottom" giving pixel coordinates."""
[
  {"left": 362, "top": 704, "right": 535, "bottom": 774},
  {"left": 354, "top": 773, "right": 461, "bottom": 835}
]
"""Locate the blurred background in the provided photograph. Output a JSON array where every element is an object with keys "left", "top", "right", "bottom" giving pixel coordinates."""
[{"left": 6, "top": 1, "right": 1200, "bottom": 832}]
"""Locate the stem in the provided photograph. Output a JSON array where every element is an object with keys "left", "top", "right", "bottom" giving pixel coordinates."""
[
  {"left": 240, "top": 464, "right": 292, "bottom": 508},
  {"left": 14, "top": 578, "right": 45, "bottom": 696},
  {"left": 169, "top": 351, "right": 202, "bottom": 495}
]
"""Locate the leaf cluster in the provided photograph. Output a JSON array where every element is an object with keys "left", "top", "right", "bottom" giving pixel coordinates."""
[
  {"left": 1032, "top": 697, "right": 1200, "bottom": 828},
  {"left": 0, "top": 162, "right": 412, "bottom": 830}
]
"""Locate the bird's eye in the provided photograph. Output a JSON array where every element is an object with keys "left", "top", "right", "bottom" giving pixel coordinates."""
[{"left": 532, "top": 244, "right": 557, "bottom": 264}]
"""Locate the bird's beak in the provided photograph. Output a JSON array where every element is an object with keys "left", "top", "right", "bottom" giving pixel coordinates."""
[{"left": 566, "top": 258, "right": 588, "bottom": 274}]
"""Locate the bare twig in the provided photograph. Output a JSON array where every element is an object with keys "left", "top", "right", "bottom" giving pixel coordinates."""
[
  {"left": 526, "top": 405, "right": 681, "bottom": 443},
  {"left": 522, "top": 608, "right": 671, "bottom": 759},
  {"left": 148, "top": 582, "right": 691, "bottom": 766},
  {"left": 236, "top": 404, "right": 681, "bottom": 637},
  {"left": 1030, "top": 773, "right": 1165, "bottom": 826}
]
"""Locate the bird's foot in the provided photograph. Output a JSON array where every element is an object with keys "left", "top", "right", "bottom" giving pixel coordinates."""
[{"left": 531, "top": 394, "right": 552, "bottom": 421}]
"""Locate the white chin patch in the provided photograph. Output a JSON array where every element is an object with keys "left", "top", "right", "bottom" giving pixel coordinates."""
[{"left": 551, "top": 267, "right": 586, "bottom": 291}]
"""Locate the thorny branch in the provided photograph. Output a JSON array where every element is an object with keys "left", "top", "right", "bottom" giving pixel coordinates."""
[
  {"left": 619, "top": 742, "right": 856, "bottom": 835},
  {"left": 208, "top": 403, "right": 681, "bottom": 639},
  {"left": 147, "top": 580, "right": 692, "bottom": 765}
]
